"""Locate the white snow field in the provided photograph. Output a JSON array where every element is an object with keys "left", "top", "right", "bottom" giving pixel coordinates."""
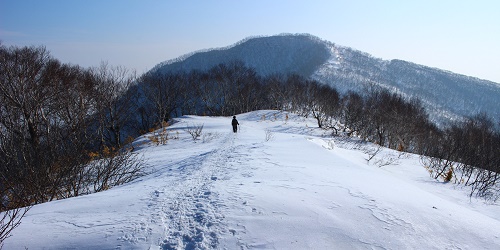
[{"left": 4, "top": 110, "right": 500, "bottom": 249}]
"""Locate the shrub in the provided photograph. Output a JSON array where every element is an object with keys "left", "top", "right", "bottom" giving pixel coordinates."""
[
  {"left": 87, "top": 147, "right": 146, "bottom": 193},
  {"left": 444, "top": 167, "right": 454, "bottom": 183},
  {"left": 265, "top": 129, "right": 274, "bottom": 142},
  {"left": 0, "top": 207, "right": 30, "bottom": 246},
  {"left": 185, "top": 123, "right": 204, "bottom": 141},
  {"left": 148, "top": 126, "right": 170, "bottom": 146}
]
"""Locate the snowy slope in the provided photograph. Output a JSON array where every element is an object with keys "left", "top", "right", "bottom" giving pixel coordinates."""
[{"left": 4, "top": 111, "right": 500, "bottom": 249}]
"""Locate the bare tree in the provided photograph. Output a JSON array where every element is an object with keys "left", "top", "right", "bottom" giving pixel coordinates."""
[
  {"left": 0, "top": 45, "right": 146, "bottom": 208},
  {"left": 87, "top": 147, "right": 146, "bottom": 193},
  {"left": 140, "top": 71, "right": 181, "bottom": 127},
  {"left": 263, "top": 74, "right": 288, "bottom": 110},
  {"left": 340, "top": 91, "right": 366, "bottom": 137},
  {"left": 92, "top": 62, "right": 137, "bottom": 147}
]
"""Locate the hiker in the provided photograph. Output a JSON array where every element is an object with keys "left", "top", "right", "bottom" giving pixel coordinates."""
[{"left": 231, "top": 116, "right": 239, "bottom": 133}]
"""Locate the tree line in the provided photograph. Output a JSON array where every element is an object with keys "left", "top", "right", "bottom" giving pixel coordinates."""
[{"left": 421, "top": 114, "right": 500, "bottom": 200}]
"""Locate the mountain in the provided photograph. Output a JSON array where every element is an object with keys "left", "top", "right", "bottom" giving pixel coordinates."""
[
  {"left": 151, "top": 34, "right": 500, "bottom": 125},
  {"left": 5, "top": 111, "right": 500, "bottom": 249},
  {"left": 152, "top": 34, "right": 331, "bottom": 77}
]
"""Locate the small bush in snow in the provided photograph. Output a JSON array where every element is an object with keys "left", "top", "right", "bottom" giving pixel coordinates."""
[
  {"left": 87, "top": 146, "right": 146, "bottom": 193},
  {"left": 185, "top": 123, "right": 204, "bottom": 141},
  {"left": 444, "top": 167, "right": 454, "bottom": 183},
  {"left": 202, "top": 132, "right": 219, "bottom": 143},
  {"left": 148, "top": 127, "right": 169, "bottom": 146},
  {"left": 265, "top": 129, "right": 274, "bottom": 142},
  {"left": 0, "top": 206, "right": 30, "bottom": 246},
  {"left": 364, "top": 145, "right": 383, "bottom": 164},
  {"left": 420, "top": 156, "right": 454, "bottom": 180},
  {"left": 172, "top": 131, "right": 180, "bottom": 140}
]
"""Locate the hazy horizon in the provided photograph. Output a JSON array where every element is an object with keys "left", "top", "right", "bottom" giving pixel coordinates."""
[{"left": 1, "top": 0, "right": 499, "bottom": 83}]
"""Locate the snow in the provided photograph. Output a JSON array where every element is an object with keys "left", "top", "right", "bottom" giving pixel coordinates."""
[{"left": 4, "top": 110, "right": 500, "bottom": 249}]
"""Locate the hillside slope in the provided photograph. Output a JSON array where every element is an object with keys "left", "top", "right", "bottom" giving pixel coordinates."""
[
  {"left": 4, "top": 111, "right": 500, "bottom": 249},
  {"left": 151, "top": 34, "right": 500, "bottom": 124},
  {"left": 152, "top": 34, "right": 330, "bottom": 77}
]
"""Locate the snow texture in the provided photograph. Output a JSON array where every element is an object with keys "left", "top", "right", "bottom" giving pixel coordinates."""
[{"left": 4, "top": 110, "right": 500, "bottom": 249}]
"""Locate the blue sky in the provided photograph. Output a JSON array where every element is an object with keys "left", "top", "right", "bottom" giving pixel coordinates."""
[{"left": 1, "top": 0, "right": 499, "bottom": 82}]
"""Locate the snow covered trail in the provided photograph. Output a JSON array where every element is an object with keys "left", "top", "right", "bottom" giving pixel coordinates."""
[
  {"left": 3, "top": 110, "right": 500, "bottom": 249},
  {"left": 152, "top": 129, "right": 236, "bottom": 249}
]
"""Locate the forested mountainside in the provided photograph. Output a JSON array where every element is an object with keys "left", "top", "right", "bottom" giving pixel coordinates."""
[
  {"left": 152, "top": 34, "right": 331, "bottom": 77},
  {"left": 151, "top": 34, "right": 500, "bottom": 125}
]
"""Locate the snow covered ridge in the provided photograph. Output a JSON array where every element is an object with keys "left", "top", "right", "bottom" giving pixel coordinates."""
[{"left": 4, "top": 110, "right": 500, "bottom": 249}]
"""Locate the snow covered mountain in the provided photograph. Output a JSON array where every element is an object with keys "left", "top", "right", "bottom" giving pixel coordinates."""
[
  {"left": 5, "top": 111, "right": 500, "bottom": 249},
  {"left": 151, "top": 34, "right": 500, "bottom": 125}
]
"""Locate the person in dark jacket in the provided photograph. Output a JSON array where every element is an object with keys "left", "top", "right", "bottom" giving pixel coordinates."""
[{"left": 231, "top": 116, "right": 239, "bottom": 133}]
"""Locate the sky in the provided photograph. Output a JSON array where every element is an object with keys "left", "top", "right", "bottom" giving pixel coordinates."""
[{"left": 1, "top": 0, "right": 499, "bottom": 83}]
